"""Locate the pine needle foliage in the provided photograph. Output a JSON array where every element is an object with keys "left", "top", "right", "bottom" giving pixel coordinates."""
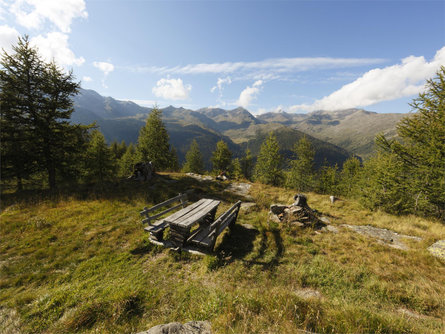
[
  {"left": 254, "top": 132, "right": 283, "bottom": 186},
  {"left": 182, "top": 139, "right": 204, "bottom": 174},
  {"left": 211, "top": 140, "right": 232, "bottom": 173},
  {"left": 136, "top": 107, "right": 176, "bottom": 171},
  {"left": 376, "top": 66, "right": 445, "bottom": 218}
]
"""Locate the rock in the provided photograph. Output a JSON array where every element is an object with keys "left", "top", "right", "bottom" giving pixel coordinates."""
[
  {"left": 224, "top": 183, "right": 252, "bottom": 197},
  {"left": 329, "top": 196, "right": 336, "bottom": 204},
  {"left": 138, "top": 321, "right": 212, "bottom": 334},
  {"left": 269, "top": 213, "right": 281, "bottom": 223},
  {"left": 240, "top": 202, "right": 256, "bottom": 212},
  {"left": 319, "top": 216, "right": 331, "bottom": 224},
  {"left": 294, "top": 288, "right": 322, "bottom": 300},
  {"left": 289, "top": 221, "right": 304, "bottom": 227},
  {"left": 293, "top": 194, "right": 307, "bottom": 207},
  {"left": 270, "top": 204, "right": 287, "bottom": 215},
  {"left": 427, "top": 240, "right": 445, "bottom": 261},
  {"left": 341, "top": 224, "right": 422, "bottom": 250},
  {"left": 321, "top": 225, "right": 338, "bottom": 233}
]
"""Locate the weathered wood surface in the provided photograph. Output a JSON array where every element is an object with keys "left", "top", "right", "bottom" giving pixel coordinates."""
[
  {"left": 140, "top": 193, "right": 188, "bottom": 240},
  {"left": 166, "top": 199, "right": 220, "bottom": 228},
  {"left": 189, "top": 200, "right": 241, "bottom": 251}
]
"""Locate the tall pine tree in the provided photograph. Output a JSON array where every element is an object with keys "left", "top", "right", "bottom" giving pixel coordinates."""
[
  {"left": 286, "top": 136, "right": 315, "bottom": 191},
  {"left": 211, "top": 140, "right": 232, "bottom": 173},
  {"left": 0, "top": 36, "right": 90, "bottom": 190},
  {"left": 376, "top": 66, "right": 445, "bottom": 218},
  {"left": 254, "top": 133, "right": 283, "bottom": 186},
  {"left": 182, "top": 139, "right": 204, "bottom": 174},
  {"left": 136, "top": 107, "right": 176, "bottom": 171}
]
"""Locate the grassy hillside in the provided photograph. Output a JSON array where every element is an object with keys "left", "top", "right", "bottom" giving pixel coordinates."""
[
  {"left": 1, "top": 175, "right": 444, "bottom": 333},
  {"left": 240, "top": 126, "right": 353, "bottom": 168}
]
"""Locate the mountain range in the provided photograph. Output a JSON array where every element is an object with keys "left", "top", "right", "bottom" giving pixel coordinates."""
[{"left": 72, "top": 88, "right": 408, "bottom": 168}]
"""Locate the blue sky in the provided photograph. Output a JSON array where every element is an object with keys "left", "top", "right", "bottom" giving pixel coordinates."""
[{"left": 1, "top": 0, "right": 444, "bottom": 114}]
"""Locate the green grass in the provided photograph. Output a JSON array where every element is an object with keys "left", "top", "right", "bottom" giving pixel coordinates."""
[{"left": 1, "top": 174, "right": 444, "bottom": 333}]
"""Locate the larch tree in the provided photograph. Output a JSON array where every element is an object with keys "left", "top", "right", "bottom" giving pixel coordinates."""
[
  {"left": 211, "top": 140, "right": 232, "bottom": 173},
  {"left": 84, "top": 130, "right": 115, "bottom": 183},
  {"left": 182, "top": 139, "right": 204, "bottom": 174},
  {"left": 0, "top": 36, "right": 90, "bottom": 190},
  {"left": 376, "top": 66, "right": 445, "bottom": 218},
  {"left": 254, "top": 132, "right": 283, "bottom": 186},
  {"left": 136, "top": 107, "right": 176, "bottom": 171},
  {"left": 286, "top": 136, "right": 315, "bottom": 191}
]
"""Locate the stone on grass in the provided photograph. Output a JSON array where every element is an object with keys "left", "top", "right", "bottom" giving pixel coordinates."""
[{"left": 138, "top": 321, "right": 212, "bottom": 334}]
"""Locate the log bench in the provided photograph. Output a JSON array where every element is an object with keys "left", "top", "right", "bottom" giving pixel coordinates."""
[
  {"left": 188, "top": 200, "right": 241, "bottom": 251},
  {"left": 140, "top": 193, "right": 188, "bottom": 241}
]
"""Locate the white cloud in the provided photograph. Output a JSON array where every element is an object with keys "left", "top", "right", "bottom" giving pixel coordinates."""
[
  {"left": 93, "top": 61, "right": 114, "bottom": 76},
  {"left": 211, "top": 76, "right": 232, "bottom": 93},
  {"left": 0, "top": 24, "right": 19, "bottom": 53},
  {"left": 9, "top": 0, "right": 87, "bottom": 33},
  {"left": 237, "top": 80, "right": 263, "bottom": 108},
  {"left": 152, "top": 78, "right": 191, "bottom": 100},
  {"left": 82, "top": 76, "right": 92, "bottom": 82},
  {"left": 133, "top": 57, "right": 386, "bottom": 76},
  {"left": 31, "top": 32, "right": 84, "bottom": 66},
  {"left": 290, "top": 47, "right": 445, "bottom": 112}
]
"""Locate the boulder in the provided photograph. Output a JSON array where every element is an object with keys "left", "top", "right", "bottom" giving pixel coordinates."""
[
  {"left": 138, "top": 321, "right": 212, "bottom": 334},
  {"left": 270, "top": 204, "right": 287, "bottom": 215}
]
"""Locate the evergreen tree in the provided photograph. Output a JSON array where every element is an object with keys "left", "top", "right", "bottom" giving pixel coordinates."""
[
  {"left": 357, "top": 151, "right": 413, "bottom": 214},
  {"left": 254, "top": 133, "right": 283, "bottom": 186},
  {"left": 317, "top": 163, "right": 339, "bottom": 195},
  {"left": 211, "top": 140, "right": 232, "bottom": 173},
  {"left": 111, "top": 140, "right": 127, "bottom": 160},
  {"left": 0, "top": 36, "right": 90, "bottom": 190},
  {"left": 241, "top": 148, "right": 254, "bottom": 180},
  {"left": 182, "top": 139, "right": 204, "bottom": 174},
  {"left": 118, "top": 143, "right": 137, "bottom": 177},
  {"left": 84, "top": 130, "right": 115, "bottom": 183},
  {"left": 340, "top": 156, "right": 361, "bottom": 196},
  {"left": 38, "top": 61, "right": 89, "bottom": 189},
  {"left": 286, "top": 136, "right": 315, "bottom": 191},
  {"left": 231, "top": 158, "right": 242, "bottom": 180},
  {"left": 169, "top": 146, "right": 179, "bottom": 172},
  {"left": 136, "top": 107, "right": 174, "bottom": 171},
  {"left": 376, "top": 66, "right": 445, "bottom": 217},
  {"left": 0, "top": 36, "right": 44, "bottom": 190}
]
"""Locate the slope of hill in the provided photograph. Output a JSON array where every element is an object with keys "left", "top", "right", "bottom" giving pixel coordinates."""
[
  {"left": 258, "top": 109, "right": 406, "bottom": 158},
  {"left": 240, "top": 125, "right": 354, "bottom": 168},
  {"left": 1, "top": 175, "right": 444, "bottom": 333}
]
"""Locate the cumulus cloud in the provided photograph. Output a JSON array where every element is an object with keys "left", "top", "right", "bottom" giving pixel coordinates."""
[
  {"left": 290, "top": 46, "right": 445, "bottom": 112},
  {"left": 9, "top": 0, "right": 87, "bottom": 33},
  {"left": 211, "top": 76, "right": 232, "bottom": 93},
  {"left": 152, "top": 78, "right": 192, "bottom": 100},
  {"left": 93, "top": 61, "right": 114, "bottom": 76},
  {"left": 30, "top": 32, "right": 84, "bottom": 66},
  {"left": 82, "top": 76, "right": 92, "bottom": 82},
  {"left": 237, "top": 80, "right": 263, "bottom": 108},
  {"left": 0, "top": 24, "right": 19, "bottom": 53}
]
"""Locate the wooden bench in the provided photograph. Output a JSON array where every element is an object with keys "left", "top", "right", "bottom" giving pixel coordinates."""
[
  {"left": 188, "top": 200, "right": 241, "bottom": 251},
  {"left": 140, "top": 193, "right": 188, "bottom": 241}
]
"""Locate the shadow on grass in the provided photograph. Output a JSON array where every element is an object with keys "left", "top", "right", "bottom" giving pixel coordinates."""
[
  {"left": 214, "top": 223, "right": 259, "bottom": 262},
  {"left": 213, "top": 224, "right": 285, "bottom": 270},
  {"left": 243, "top": 228, "right": 284, "bottom": 270}
]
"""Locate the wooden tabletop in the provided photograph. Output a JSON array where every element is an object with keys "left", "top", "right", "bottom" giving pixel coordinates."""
[{"left": 165, "top": 198, "right": 220, "bottom": 229}]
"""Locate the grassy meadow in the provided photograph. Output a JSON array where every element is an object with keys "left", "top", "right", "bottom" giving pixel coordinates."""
[{"left": 1, "top": 173, "right": 444, "bottom": 333}]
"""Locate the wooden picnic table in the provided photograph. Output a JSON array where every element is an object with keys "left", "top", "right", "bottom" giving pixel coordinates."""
[{"left": 165, "top": 198, "right": 221, "bottom": 247}]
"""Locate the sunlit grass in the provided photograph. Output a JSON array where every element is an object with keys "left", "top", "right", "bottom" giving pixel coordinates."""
[{"left": 1, "top": 174, "right": 444, "bottom": 333}]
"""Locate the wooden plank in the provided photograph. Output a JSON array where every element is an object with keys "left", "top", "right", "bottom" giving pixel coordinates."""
[
  {"left": 163, "top": 198, "right": 209, "bottom": 223},
  {"left": 170, "top": 200, "right": 220, "bottom": 228},
  {"left": 146, "top": 202, "right": 188, "bottom": 222},
  {"left": 166, "top": 199, "right": 220, "bottom": 228},
  {"left": 140, "top": 193, "right": 187, "bottom": 216}
]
